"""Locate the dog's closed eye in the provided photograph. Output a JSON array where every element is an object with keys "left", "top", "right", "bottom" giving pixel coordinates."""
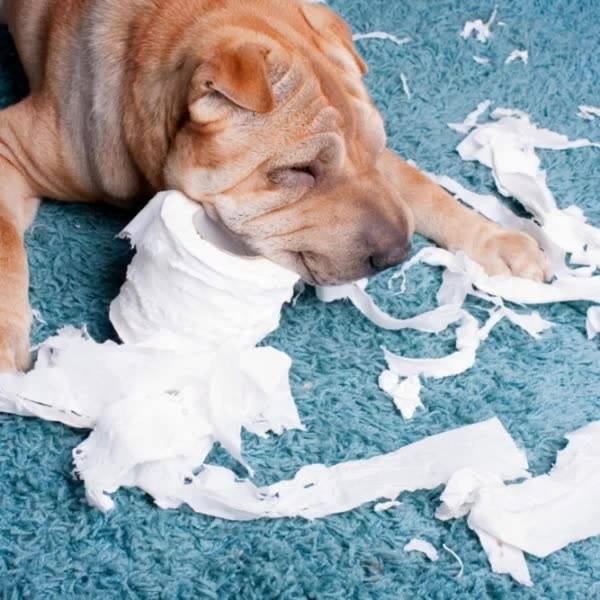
[{"left": 268, "top": 165, "right": 316, "bottom": 188}]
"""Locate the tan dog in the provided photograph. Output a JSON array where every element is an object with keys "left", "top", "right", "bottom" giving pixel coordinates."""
[{"left": 0, "top": 0, "right": 547, "bottom": 372}]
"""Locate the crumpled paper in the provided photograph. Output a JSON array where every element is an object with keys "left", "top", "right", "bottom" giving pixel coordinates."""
[
  {"left": 460, "top": 7, "right": 497, "bottom": 43},
  {"left": 436, "top": 421, "right": 600, "bottom": 586},
  {"left": 378, "top": 371, "right": 422, "bottom": 419}
]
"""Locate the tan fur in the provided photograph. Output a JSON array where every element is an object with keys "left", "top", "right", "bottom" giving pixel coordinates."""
[{"left": 0, "top": 0, "right": 547, "bottom": 371}]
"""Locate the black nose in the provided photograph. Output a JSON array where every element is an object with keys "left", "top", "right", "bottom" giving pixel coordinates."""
[{"left": 369, "top": 242, "right": 412, "bottom": 272}]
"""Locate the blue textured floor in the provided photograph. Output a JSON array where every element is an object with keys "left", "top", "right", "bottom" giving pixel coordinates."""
[{"left": 1, "top": 1, "right": 599, "bottom": 597}]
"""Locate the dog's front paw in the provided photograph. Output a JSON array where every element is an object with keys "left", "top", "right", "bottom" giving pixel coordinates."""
[
  {"left": 471, "top": 229, "right": 548, "bottom": 281},
  {"left": 0, "top": 321, "right": 31, "bottom": 373}
]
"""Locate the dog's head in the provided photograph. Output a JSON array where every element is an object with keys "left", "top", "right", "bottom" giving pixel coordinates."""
[{"left": 165, "top": 2, "right": 413, "bottom": 284}]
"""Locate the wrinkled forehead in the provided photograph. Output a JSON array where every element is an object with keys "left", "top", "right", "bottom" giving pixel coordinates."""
[
  {"left": 303, "top": 42, "right": 387, "bottom": 167},
  {"left": 268, "top": 40, "right": 386, "bottom": 167}
]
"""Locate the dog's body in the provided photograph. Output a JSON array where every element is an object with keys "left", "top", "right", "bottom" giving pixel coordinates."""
[{"left": 0, "top": 0, "right": 546, "bottom": 371}]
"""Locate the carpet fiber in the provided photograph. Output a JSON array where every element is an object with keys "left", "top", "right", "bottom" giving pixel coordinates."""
[{"left": 1, "top": 1, "right": 599, "bottom": 597}]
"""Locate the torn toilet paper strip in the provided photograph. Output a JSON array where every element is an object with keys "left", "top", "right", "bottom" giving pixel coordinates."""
[
  {"left": 460, "top": 7, "right": 497, "bottom": 43},
  {"left": 316, "top": 281, "right": 464, "bottom": 333},
  {"left": 505, "top": 49, "right": 528, "bottom": 65},
  {"left": 577, "top": 105, "right": 600, "bottom": 121},
  {"left": 373, "top": 500, "right": 401, "bottom": 512},
  {"left": 436, "top": 421, "right": 600, "bottom": 586},
  {"left": 124, "top": 417, "right": 528, "bottom": 520},
  {"left": 399, "top": 72, "right": 411, "bottom": 100},
  {"left": 404, "top": 539, "right": 439, "bottom": 561},
  {"left": 380, "top": 302, "right": 550, "bottom": 380},
  {"left": 380, "top": 271, "right": 552, "bottom": 380},
  {"left": 442, "top": 545, "right": 465, "bottom": 578},
  {"left": 587, "top": 306, "right": 600, "bottom": 340},
  {"left": 352, "top": 32, "right": 411, "bottom": 46},
  {"left": 448, "top": 99, "right": 491, "bottom": 134},
  {"left": 382, "top": 310, "right": 480, "bottom": 379}
]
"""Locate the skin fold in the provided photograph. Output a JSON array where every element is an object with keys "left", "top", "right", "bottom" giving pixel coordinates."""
[{"left": 0, "top": 0, "right": 547, "bottom": 371}]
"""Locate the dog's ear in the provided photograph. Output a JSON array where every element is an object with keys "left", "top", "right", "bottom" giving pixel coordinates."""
[
  {"left": 189, "top": 43, "right": 275, "bottom": 116},
  {"left": 300, "top": 3, "right": 368, "bottom": 76}
]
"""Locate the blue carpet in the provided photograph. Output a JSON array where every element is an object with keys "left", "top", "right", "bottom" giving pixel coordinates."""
[{"left": 1, "top": 0, "right": 599, "bottom": 597}]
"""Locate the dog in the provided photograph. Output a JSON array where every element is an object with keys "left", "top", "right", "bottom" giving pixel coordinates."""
[{"left": 0, "top": 0, "right": 547, "bottom": 372}]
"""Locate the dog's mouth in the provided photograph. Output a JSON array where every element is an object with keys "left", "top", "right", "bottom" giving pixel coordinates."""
[{"left": 197, "top": 202, "right": 332, "bottom": 285}]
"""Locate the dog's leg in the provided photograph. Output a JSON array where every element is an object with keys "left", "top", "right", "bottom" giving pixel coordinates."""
[
  {"left": 378, "top": 149, "right": 548, "bottom": 280},
  {"left": 0, "top": 104, "right": 40, "bottom": 372}
]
